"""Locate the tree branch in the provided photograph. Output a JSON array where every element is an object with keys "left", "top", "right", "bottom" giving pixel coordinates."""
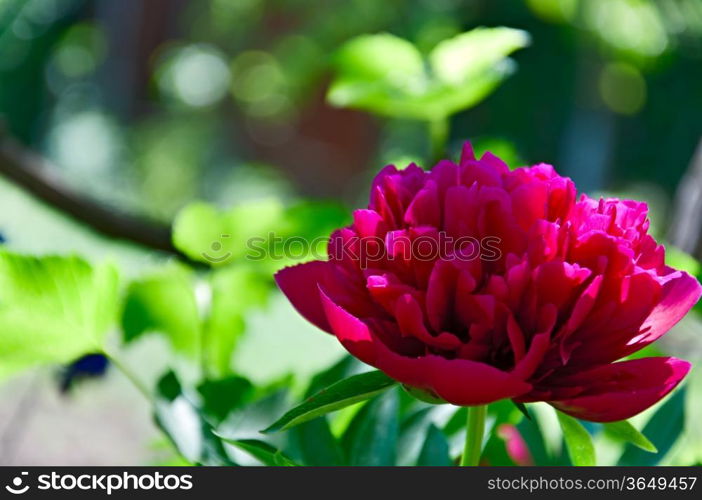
[{"left": 0, "top": 133, "right": 187, "bottom": 259}]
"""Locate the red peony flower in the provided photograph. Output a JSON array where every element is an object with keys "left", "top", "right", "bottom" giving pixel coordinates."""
[{"left": 276, "top": 143, "right": 701, "bottom": 422}]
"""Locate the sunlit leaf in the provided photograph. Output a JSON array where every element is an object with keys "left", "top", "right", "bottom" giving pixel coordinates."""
[
  {"left": 0, "top": 252, "right": 118, "bottom": 380},
  {"left": 202, "top": 265, "right": 270, "bottom": 376},
  {"left": 263, "top": 370, "right": 397, "bottom": 433},
  {"left": 429, "top": 27, "right": 530, "bottom": 85},
  {"left": 327, "top": 27, "right": 530, "bottom": 121},
  {"left": 603, "top": 420, "right": 657, "bottom": 453},
  {"left": 556, "top": 412, "right": 596, "bottom": 466},
  {"left": 121, "top": 265, "right": 200, "bottom": 356}
]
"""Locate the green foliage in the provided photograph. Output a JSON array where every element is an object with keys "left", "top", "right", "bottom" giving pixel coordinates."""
[
  {"left": 121, "top": 264, "right": 200, "bottom": 356},
  {"left": 328, "top": 27, "right": 530, "bottom": 121},
  {"left": 556, "top": 412, "right": 597, "bottom": 466},
  {"left": 263, "top": 370, "right": 397, "bottom": 433},
  {"left": 417, "top": 424, "right": 452, "bottom": 466},
  {"left": 219, "top": 438, "right": 298, "bottom": 466},
  {"left": 618, "top": 388, "right": 686, "bottom": 465},
  {"left": 0, "top": 251, "right": 118, "bottom": 380},
  {"left": 172, "top": 199, "right": 349, "bottom": 270},
  {"left": 153, "top": 371, "right": 235, "bottom": 466},
  {"left": 603, "top": 420, "right": 657, "bottom": 453},
  {"left": 121, "top": 262, "right": 270, "bottom": 377},
  {"left": 341, "top": 389, "right": 399, "bottom": 466},
  {"left": 202, "top": 265, "right": 270, "bottom": 376}
]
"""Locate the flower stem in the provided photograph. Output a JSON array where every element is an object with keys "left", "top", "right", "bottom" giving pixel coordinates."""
[
  {"left": 460, "top": 404, "right": 487, "bottom": 466},
  {"left": 429, "top": 116, "right": 449, "bottom": 163}
]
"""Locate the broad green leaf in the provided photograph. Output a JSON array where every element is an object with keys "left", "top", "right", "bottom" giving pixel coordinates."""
[
  {"left": 328, "top": 33, "right": 426, "bottom": 117},
  {"left": 172, "top": 202, "right": 232, "bottom": 265},
  {"left": 333, "top": 33, "right": 424, "bottom": 84},
  {"left": 263, "top": 370, "right": 397, "bottom": 432},
  {"left": 556, "top": 412, "right": 596, "bottom": 466},
  {"left": 304, "top": 355, "right": 363, "bottom": 398},
  {"left": 618, "top": 388, "right": 686, "bottom": 465},
  {"left": 197, "top": 375, "right": 254, "bottom": 424},
  {"left": 327, "top": 28, "right": 530, "bottom": 121},
  {"left": 286, "top": 355, "right": 357, "bottom": 466},
  {"left": 0, "top": 252, "right": 118, "bottom": 380},
  {"left": 342, "top": 389, "right": 399, "bottom": 466},
  {"left": 417, "top": 424, "right": 452, "bottom": 466},
  {"left": 172, "top": 199, "right": 284, "bottom": 266},
  {"left": 517, "top": 412, "right": 551, "bottom": 465},
  {"left": 121, "top": 265, "right": 200, "bottom": 356},
  {"left": 153, "top": 371, "right": 234, "bottom": 466},
  {"left": 397, "top": 407, "right": 436, "bottom": 466},
  {"left": 203, "top": 265, "right": 270, "bottom": 376},
  {"left": 219, "top": 438, "right": 298, "bottom": 466},
  {"left": 289, "top": 419, "right": 344, "bottom": 466},
  {"left": 603, "top": 420, "right": 657, "bottom": 453},
  {"left": 430, "top": 27, "right": 530, "bottom": 85}
]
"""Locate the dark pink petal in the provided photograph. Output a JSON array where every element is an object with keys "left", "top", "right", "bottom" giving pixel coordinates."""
[
  {"left": 546, "top": 357, "right": 690, "bottom": 422},
  {"left": 320, "top": 288, "right": 531, "bottom": 405},
  {"left": 632, "top": 269, "right": 702, "bottom": 348},
  {"left": 459, "top": 141, "right": 476, "bottom": 164},
  {"left": 275, "top": 261, "right": 332, "bottom": 333}
]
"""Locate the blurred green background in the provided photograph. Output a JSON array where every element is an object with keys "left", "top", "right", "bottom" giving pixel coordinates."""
[{"left": 0, "top": 0, "right": 701, "bottom": 466}]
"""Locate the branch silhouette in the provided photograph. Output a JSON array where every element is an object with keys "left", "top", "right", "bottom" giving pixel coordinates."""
[{"left": 0, "top": 132, "right": 188, "bottom": 260}]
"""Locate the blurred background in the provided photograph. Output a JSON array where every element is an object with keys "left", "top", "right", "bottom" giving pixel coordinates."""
[{"left": 0, "top": 0, "right": 701, "bottom": 465}]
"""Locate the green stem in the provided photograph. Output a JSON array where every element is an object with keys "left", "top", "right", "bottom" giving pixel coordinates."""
[
  {"left": 460, "top": 404, "right": 487, "bottom": 466},
  {"left": 428, "top": 116, "right": 450, "bottom": 164},
  {"left": 105, "top": 351, "right": 153, "bottom": 403}
]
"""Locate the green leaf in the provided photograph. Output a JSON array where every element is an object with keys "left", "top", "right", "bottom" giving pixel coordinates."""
[
  {"left": 121, "top": 265, "right": 200, "bottom": 356},
  {"left": 289, "top": 419, "right": 344, "bottom": 466},
  {"left": 219, "top": 438, "right": 298, "bottom": 466},
  {"left": 172, "top": 199, "right": 284, "bottom": 266},
  {"left": 603, "top": 420, "right": 657, "bottom": 453},
  {"left": 197, "top": 375, "right": 254, "bottom": 424},
  {"left": 417, "top": 424, "right": 452, "bottom": 466},
  {"left": 263, "top": 370, "right": 397, "bottom": 433},
  {"left": 0, "top": 252, "right": 118, "bottom": 380},
  {"left": 618, "top": 388, "right": 686, "bottom": 465},
  {"left": 342, "top": 389, "right": 399, "bottom": 466},
  {"left": 304, "top": 355, "right": 363, "bottom": 398},
  {"left": 513, "top": 401, "right": 532, "bottom": 420},
  {"left": 397, "top": 407, "right": 436, "bottom": 465},
  {"left": 327, "top": 27, "right": 530, "bottom": 121},
  {"left": 429, "top": 27, "right": 530, "bottom": 86},
  {"left": 556, "top": 412, "right": 596, "bottom": 466},
  {"left": 153, "top": 371, "right": 234, "bottom": 465},
  {"left": 202, "top": 265, "right": 270, "bottom": 376}
]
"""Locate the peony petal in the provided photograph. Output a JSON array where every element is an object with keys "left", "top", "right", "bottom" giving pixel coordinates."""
[
  {"left": 320, "top": 287, "right": 532, "bottom": 405},
  {"left": 633, "top": 270, "right": 702, "bottom": 347},
  {"left": 545, "top": 357, "right": 690, "bottom": 422},
  {"left": 275, "top": 261, "right": 332, "bottom": 333}
]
